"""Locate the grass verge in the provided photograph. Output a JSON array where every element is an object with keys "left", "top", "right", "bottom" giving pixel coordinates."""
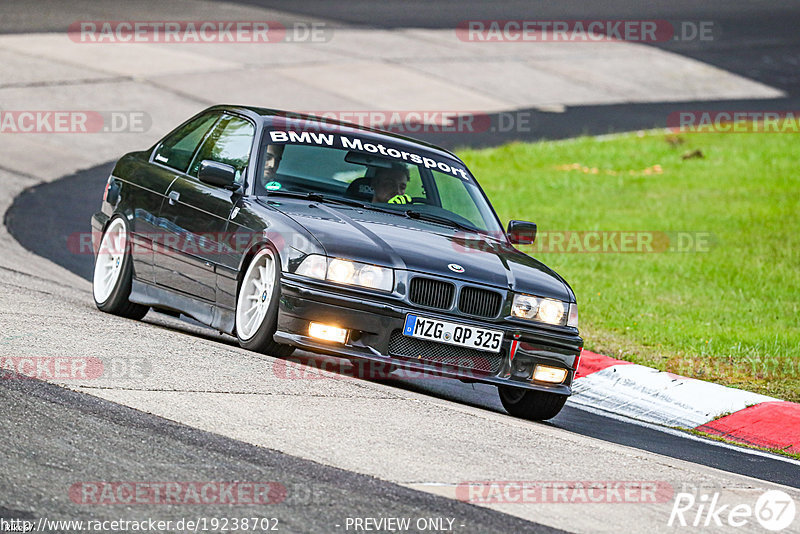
[
  {"left": 458, "top": 128, "right": 799, "bottom": 402},
  {"left": 685, "top": 428, "right": 800, "bottom": 461}
]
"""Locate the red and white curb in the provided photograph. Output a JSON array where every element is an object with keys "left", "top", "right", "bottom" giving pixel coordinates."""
[{"left": 569, "top": 350, "right": 800, "bottom": 454}]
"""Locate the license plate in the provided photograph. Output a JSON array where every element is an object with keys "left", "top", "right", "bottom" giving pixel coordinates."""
[{"left": 402, "top": 314, "right": 503, "bottom": 353}]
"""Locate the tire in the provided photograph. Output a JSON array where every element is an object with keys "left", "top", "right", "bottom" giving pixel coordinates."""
[
  {"left": 235, "top": 246, "right": 295, "bottom": 357},
  {"left": 498, "top": 386, "right": 567, "bottom": 421},
  {"left": 92, "top": 216, "right": 149, "bottom": 320}
]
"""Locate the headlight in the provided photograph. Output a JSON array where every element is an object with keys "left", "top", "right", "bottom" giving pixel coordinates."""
[
  {"left": 511, "top": 294, "right": 571, "bottom": 326},
  {"left": 511, "top": 294, "right": 539, "bottom": 320},
  {"left": 538, "top": 298, "right": 565, "bottom": 324},
  {"left": 295, "top": 254, "right": 327, "bottom": 280},
  {"left": 295, "top": 255, "right": 394, "bottom": 292},
  {"left": 328, "top": 258, "right": 355, "bottom": 283},
  {"left": 356, "top": 263, "right": 390, "bottom": 290}
]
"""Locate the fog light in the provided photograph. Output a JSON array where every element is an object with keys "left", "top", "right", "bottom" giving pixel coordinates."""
[
  {"left": 308, "top": 322, "right": 348, "bottom": 344},
  {"left": 533, "top": 365, "right": 567, "bottom": 384},
  {"left": 512, "top": 359, "right": 534, "bottom": 378}
]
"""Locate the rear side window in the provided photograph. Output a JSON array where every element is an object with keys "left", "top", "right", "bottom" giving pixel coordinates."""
[
  {"left": 153, "top": 113, "right": 219, "bottom": 172},
  {"left": 188, "top": 115, "right": 255, "bottom": 184}
]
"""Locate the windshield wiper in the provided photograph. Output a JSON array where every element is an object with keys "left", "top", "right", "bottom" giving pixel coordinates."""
[
  {"left": 403, "top": 210, "right": 478, "bottom": 232},
  {"left": 265, "top": 192, "right": 480, "bottom": 232},
  {"left": 265, "top": 190, "right": 368, "bottom": 209},
  {"left": 266, "top": 191, "right": 423, "bottom": 218}
]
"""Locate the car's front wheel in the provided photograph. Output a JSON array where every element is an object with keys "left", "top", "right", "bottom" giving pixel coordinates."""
[
  {"left": 498, "top": 386, "right": 567, "bottom": 421},
  {"left": 92, "top": 216, "right": 149, "bottom": 319},
  {"left": 235, "top": 247, "right": 295, "bottom": 357}
]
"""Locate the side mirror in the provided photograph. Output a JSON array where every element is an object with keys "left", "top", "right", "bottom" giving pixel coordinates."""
[
  {"left": 198, "top": 160, "right": 238, "bottom": 189},
  {"left": 507, "top": 220, "right": 537, "bottom": 245}
]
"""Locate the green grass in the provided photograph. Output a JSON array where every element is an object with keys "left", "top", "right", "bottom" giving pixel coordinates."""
[
  {"left": 457, "top": 129, "right": 800, "bottom": 402},
  {"left": 685, "top": 429, "right": 800, "bottom": 461}
]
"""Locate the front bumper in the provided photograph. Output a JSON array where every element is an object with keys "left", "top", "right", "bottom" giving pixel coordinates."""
[{"left": 275, "top": 274, "right": 583, "bottom": 395}]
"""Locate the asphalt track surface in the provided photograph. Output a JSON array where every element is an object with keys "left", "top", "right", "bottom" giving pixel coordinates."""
[
  {"left": 0, "top": 376, "right": 561, "bottom": 533},
  {"left": 6, "top": 162, "right": 799, "bottom": 490}
]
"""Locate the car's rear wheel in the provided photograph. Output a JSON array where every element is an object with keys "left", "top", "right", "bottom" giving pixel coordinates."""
[
  {"left": 92, "top": 216, "right": 149, "bottom": 319},
  {"left": 498, "top": 386, "right": 567, "bottom": 421},
  {"left": 235, "top": 247, "right": 295, "bottom": 357}
]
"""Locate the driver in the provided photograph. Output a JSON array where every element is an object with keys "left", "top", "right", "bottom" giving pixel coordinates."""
[
  {"left": 371, "top": 165, "right": 411, "bottom": 204},
  {"left": 262, "top": 144, "right": 284, "bottom": 183}
]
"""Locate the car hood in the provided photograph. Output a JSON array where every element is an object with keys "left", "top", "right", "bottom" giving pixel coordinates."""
[{"left": 263, "top": 199, "right": 574, "bottom": 302}]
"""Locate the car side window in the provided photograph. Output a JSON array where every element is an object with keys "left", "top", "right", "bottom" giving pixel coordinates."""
[
  {"left": 153, "top": 113, "right": 219, "bottom": 172},
  {"left": 404, "top": 166, "right": 425, "bottom": 198},
  {"left": 434, "top": 172, "right": 485, "bottom": 227},
  {"left": 188, "top": 115, "right": 255, "bottom": 184}
]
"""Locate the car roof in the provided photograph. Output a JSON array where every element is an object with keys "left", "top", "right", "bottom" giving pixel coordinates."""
[{"left": 206, "top": 104, "right": 462, "bottom": 162}]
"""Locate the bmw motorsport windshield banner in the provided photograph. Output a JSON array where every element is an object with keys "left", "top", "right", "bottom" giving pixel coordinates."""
[{"left": 266, "top": 128, "right": 471, "bottom": 181}]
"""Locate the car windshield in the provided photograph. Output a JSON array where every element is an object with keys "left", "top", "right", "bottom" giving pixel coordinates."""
[{"left": 256, "top": 131, "right": 503, "bottom": 234}]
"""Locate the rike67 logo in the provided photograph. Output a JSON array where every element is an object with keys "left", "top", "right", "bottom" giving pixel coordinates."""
[{"left": 668, "top": 489, "right": 796, "bottom": 531}]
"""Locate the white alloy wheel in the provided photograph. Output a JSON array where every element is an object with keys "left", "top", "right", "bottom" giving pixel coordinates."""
[
  {"left": 236, "top": 248, "right": 277, "bottom": 341},
  {"left": 93, "top": 217, "right": 128, "bottom": 304}
]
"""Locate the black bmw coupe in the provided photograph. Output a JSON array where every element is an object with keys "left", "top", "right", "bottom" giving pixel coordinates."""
[{"left": 91, "top": 106, "right": 582, "bottom": 420}]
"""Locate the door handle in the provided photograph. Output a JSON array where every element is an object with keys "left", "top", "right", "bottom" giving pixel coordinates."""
[{"left": 168, "top": 191, "right": 180, "bottom": 205}]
